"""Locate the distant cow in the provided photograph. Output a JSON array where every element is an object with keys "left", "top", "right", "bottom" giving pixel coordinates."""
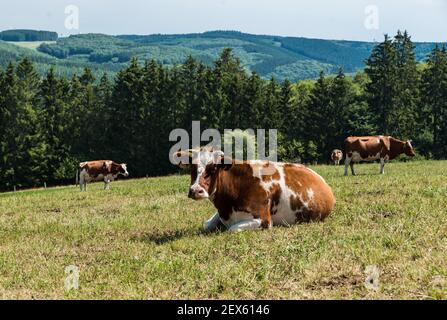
[
  {"left": 344, "top": 136, "right": 415, "bottom": 176},
  {"left": 76, "top": 160, "right": 129, "bottom": 191},
  {"left": 331, "top": 149, "right": 343, "bottom": 165},
  {"left": 173, "top": 147, "right": 335, "bottom": 232}
]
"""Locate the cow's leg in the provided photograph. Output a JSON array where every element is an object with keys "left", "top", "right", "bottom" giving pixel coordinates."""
[
  {"left": 380, "top": 158, "right": 385, "bottom": 175},
  {"left": 79, "top": 174, "right": 85, "bottom": 191},
  {"left": 104, "top": 177, "right": 110, "bottom": 190},
  {"left": 344, "top": 157, "right": 351, "bottom": 176},
  {"left": 203, "top": 212, "right": 224, "bottom": 232},
  {"left": 350, "top": 161, "right": 356, "bottom": 176},
  {"left": 228, "top": 218, "right": 262, "bottom": 232},
  {"left": 260, "top": 206, "right": 272, "bottom": 229}
]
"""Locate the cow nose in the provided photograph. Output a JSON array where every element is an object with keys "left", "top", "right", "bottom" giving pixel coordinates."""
[{"left": 188, "top": 187, "right": 205, "bottom": 199}]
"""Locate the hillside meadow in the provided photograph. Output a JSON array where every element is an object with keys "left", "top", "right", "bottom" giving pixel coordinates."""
[{"left": 0, "top": 160, "right": 446, "bottom": 299}]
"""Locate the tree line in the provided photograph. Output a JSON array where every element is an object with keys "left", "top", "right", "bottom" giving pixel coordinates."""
[
  {"left": 0, "top": 29, "right": 58, "bottom": 42},
  {"left": 1, "top": 31, "right": 446, "bottom": 191}
]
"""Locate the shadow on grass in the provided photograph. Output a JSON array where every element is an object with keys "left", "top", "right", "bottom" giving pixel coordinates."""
[{"left": 131, "top": 227, "right": 221, "bottom": 245}]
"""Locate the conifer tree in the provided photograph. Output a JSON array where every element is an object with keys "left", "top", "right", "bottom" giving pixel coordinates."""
[
  {"left": 421, "top": 45, "right": 447, "bottom": 158},
  {"left": 365, "top": 34, "right": 397, "bottom": 135}
]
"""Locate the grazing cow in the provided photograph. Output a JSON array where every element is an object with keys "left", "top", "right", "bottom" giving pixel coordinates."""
[
  {"left": 173, "top": 148, "right": 335, "bottom": 232},
  {"left": 344, "top": 136, "right": 415, "bottom": 176},
  {"left": 331, "top": 149, "right": 343, "bottom": 165},
  {"left": 76, "top": 160, "right": 129, "bottom": 191}
]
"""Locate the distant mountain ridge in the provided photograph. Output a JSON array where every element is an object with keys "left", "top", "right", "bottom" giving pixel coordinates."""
[{"left": 0, "top": 30, "right": 442, "bottom": 81}]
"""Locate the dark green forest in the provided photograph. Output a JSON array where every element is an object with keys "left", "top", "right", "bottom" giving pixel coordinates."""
[
  {"left": 1, "top": 31, "right": 447, "bottom": 191},
  {"left": 0, "top": 29, "right": 58, "bottom": 42}
]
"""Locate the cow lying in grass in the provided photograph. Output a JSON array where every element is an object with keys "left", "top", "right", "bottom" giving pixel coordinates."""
[{"left": 174, "top": 148, "right": 335, "bottom": 232}]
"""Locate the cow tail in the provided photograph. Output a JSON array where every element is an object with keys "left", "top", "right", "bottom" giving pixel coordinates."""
[{"left": 75, "top": 169, "right": 79, "bottom": 186}]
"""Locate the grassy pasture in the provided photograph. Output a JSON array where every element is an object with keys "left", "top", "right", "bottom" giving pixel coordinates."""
[
  {"left": 0, "top": 161, "right": 446, "bottom": 299},
  {"left": 6, "top": 41, "right": 56, "bottom": 50}
]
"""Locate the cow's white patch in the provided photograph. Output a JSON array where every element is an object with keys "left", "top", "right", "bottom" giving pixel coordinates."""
[
  {"left": 270, "top": 165, "right": 300, "bottom": 226},
  {"left": 190, "top": 166, "right": 209, "bottom": 199},
  {"left": 307, "top": 188, "right": 314, "bottom": 202},
  {"left": 253, "top": 161, "right": 279, "bottom": 194},
  {"left": 121, "top": 163, "right": 129, "bottom": 176}
]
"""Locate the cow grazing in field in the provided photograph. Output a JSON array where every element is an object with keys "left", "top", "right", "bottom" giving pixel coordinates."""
[
  {"left": 173, "top": 148, "right": 335, "bottom": 232},
  {"left": 344, "top": 136, "right": 415, "bottom": 176},
  {"left": 77, "top": 160, "right": 129, "bottom": 191},
  {"left": 331, "top": 149, "right": 343, "bottom": 165}
]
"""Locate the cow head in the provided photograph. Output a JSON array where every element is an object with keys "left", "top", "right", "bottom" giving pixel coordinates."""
[
  {"left": 174, "top": 147, "right": 232, "bottom": 200},
  {"left": 117, "top": 163, "right": 129, "bottom": 177},
  {"left": 404, "top": 140, "right": 416, "bottom": 157}
]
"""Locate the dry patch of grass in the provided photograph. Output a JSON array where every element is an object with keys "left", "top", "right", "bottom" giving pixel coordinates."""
[{"left": 0, "top": 161, "right": 446, "bottom": 299}]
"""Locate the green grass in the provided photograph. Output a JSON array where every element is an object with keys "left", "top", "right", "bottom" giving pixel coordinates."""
[
  {"left": 6, "top": 41, "right": 56, "bottom": 50},
  {"left": 0, "top": 161, "right": 446, "bottom": 299}
]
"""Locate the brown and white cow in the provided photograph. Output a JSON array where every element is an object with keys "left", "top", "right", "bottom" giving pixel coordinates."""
[
  {"left": 173, "top": 148, "right": 335, "bottom": 232},
  {"left": 331, "top": 149, "right": 343, "bottom": 165},
  {"left": 344, "top": 136, "right": 415, "bottom": 176},
  {"left": 77, "top": 160, "right": 129, "bottom": 191}
]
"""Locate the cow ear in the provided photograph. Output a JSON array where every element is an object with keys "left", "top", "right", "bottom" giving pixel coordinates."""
[{"left": 173, "top": 150, "right": 192, "bottom": 169}]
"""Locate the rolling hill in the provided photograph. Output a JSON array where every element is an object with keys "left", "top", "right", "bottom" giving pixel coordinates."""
[{"left": 0, "top": 30, "right": 441, "bottom": 81}]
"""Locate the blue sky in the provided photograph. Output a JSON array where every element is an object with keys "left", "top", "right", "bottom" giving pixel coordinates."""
[{"left": 1, "top": 0, "right": 446, "bottom": 41}]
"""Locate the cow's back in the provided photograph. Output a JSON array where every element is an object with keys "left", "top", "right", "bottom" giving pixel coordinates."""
[
  {"left": 345, "top": 136, "right": 389, "bottom": 160},
  {"left": 247, "top": 162, "right": 335, "bottom": 225},
  {"left": 278, "top": 164, "right": 335, "bottom": 223},
  {"left": 80, "top": 160, "right": 112, "bottom": 181}
]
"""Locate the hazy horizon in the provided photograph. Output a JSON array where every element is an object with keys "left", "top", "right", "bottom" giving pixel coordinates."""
[{"left": 1, "top": 0, "right": 446, "bottom": 42}]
